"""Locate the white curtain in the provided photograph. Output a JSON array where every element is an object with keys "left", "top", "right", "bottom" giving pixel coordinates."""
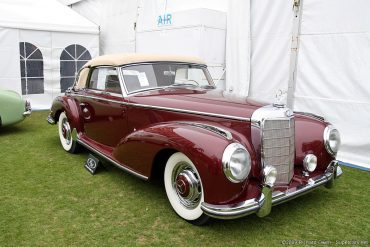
[
  {"left": 225, "top": 0, "right": 250, "bottom": 95},
  {"left": 226, "top": 0, "right": 370, "bottom": 168},
  {"left": 294, "top": 0, "right": 370, "bottom": 168}
]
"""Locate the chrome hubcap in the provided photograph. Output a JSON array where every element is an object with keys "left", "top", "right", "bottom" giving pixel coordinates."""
[
  {"left": 61, "top": 119, "right": 72, "bottom": 145},
  {"left": 172, "top": 162, "right": 201, "bottom": 209}
]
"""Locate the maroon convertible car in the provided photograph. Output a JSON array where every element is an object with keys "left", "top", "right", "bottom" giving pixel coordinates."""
[{"left": 48, "top": 54, "right": 342, "bottom": 225}]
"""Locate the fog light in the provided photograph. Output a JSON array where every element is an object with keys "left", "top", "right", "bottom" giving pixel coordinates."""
[
  {"left": 263, "top": 166, "right": 277, "bottom": 187},
  {"left": 303, "top": 154, "right": 317, "bottom": 172}
]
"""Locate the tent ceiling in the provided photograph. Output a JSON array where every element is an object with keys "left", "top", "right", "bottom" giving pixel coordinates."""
[{"left": 0, "top": 0, "right": 98, "bottom": 34}]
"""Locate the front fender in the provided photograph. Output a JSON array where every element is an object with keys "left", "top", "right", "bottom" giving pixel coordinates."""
[
  {"left": 112, "top": 122, "right": 260, "bottom": 205},
  {"left": 50, "top": 96, "right": 83, "bottom": 132}
]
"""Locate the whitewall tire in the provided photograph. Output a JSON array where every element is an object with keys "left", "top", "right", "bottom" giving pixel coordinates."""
[
  {"left": 58, "top": 112, "right": 80, "bottom": 153},
  {"left": 164, "top": 152, "right": 209, "bottom": 225}
]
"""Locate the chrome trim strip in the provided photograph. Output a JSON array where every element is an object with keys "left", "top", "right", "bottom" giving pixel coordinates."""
[
  {"left": 176, "top": 121, "right": 233, "bottom": 140},
  {"left": 127, "top": 103, "right": 250, "bottom": 121},
  {"left": 77, "top": 139, "right": 149, "bottom": 180},
  {"left": 201, "top": 161, "right": 342, "bottom": 219},
  {"left": 294, "top": 111, "right": 325, "bottom": 121},
  {"left": 72, "top": 94, "right": 250, "bottom": 121},
  {"left": 72, "top": 94, "right": 123, "bottom": 105}
]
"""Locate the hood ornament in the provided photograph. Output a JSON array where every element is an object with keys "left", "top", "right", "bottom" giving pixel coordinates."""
[{"left": 273, "top": 89, "right": 287, "bottom": 108}]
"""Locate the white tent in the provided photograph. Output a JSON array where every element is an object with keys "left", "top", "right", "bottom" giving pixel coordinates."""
[
  {"left": 227, "top": 0, "right": 370, "bottom": 170},
  {"left": 59, "top": 0, "right": 370, "bottom": 169},
  {"left": 0, "top": 0, "right": 99, "bottom": 110},
  {"left": 68, "top": 0, "right": 228, "bottom": 87}
]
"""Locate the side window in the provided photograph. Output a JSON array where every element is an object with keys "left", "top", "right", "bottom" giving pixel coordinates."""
[
  {"left": 88, "top": 67, "right": 121, "bottom": 94},
  {"left": 19, "top": 42, "right": 44, "bottom": 95}
]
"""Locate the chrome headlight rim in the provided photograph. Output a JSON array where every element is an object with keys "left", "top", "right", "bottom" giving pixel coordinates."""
[
  {"left": 323, "top": 125, "right": 341, "bottom": 157},
  {"left": 222, "top": 143, "right": 251, "bottom": 183}
]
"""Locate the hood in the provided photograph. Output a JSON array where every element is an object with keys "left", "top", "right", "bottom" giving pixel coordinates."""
[{"left": 128, "top": 88, "right": 264, "bottom": 120}]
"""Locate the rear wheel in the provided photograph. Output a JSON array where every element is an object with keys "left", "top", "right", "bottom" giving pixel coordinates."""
[
  {"left": 164, "top": 152, "right": 209, "bottom": 225},
  {"left": 58, "top": 112, "right": 80, "bottom": 153}
]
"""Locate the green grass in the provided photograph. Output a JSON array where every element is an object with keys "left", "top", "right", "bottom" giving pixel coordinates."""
[{"left": 0, "top": 111, "right": 369, "bottom": 246}]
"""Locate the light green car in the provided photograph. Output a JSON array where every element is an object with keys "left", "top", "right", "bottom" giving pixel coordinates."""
[{"left": 0, "top": 90, "right": 31, "bottom": 127}]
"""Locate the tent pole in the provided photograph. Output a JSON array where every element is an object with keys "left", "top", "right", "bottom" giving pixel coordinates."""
[
  {"left": 287, "top": 0, "right": 304, "bottom": 109},
  {"left": 247, "top": 0, "right": 252, "bottom": 97}
]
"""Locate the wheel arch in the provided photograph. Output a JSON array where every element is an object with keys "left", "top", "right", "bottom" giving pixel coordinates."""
[
  {"left": 50, "top": 96, "right": 83, "bottom": 132},
  {"left": 150, "top": 148, "right": 178, "bottom": 180}
]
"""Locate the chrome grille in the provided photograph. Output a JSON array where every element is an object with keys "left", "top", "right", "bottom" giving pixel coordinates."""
[{"left": 262, "top": 117, "right": 295, "bottom": 185}]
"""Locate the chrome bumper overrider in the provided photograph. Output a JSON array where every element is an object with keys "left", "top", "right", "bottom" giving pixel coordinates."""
[
  {"left": 23, "top": 110, "right": 31, "bottom": 117},
  {"left": 23, "top": 100, "right": 32, "bottom": 117},
  {"left": 47, "top": 114, "right": 56, "bottom": 125},
  {"left": 201, "top": 161, "right": 343, "bottom": 219}
]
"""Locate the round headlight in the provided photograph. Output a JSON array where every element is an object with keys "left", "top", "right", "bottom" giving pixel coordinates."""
[
  {"left": 222, "top": 143, "right": 251, "bottom": 183},
  {"left": 303, "top": 154, "right": 317, "bottom": 172},
  {"left": 263, "top": 166, "right": 277, "bottom": 187},
  {"left": 323, "top": 125, "right": 341, "bottom": 156}
]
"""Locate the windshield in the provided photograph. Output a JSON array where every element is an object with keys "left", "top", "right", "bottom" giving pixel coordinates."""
[{"left": 120, "top": 63, "right": 214, "bottom": 94}]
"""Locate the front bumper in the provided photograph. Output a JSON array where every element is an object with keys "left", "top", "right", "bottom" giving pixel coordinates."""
[{"left": 201, "top": 161, "right": 343, "bottom": 219}]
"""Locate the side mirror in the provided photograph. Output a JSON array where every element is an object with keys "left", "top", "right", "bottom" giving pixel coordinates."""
[{"left": 65, "top": 86, "right": 75, "bottom": 95}]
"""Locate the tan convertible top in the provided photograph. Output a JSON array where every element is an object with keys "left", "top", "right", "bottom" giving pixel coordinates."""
[
  {"left": 84, "top": 53, "right": 206, "bottom": 67},
  {"left": 76, "top": 53, "right": 206, "bottom": 89}
]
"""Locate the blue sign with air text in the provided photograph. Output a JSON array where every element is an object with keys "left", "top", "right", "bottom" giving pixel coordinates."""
[{"left": 157, "top": 13, "right": 172, "bottom": 27}]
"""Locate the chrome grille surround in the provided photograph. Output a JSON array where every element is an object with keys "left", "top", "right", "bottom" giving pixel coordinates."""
[
  {"left": 251, "top": 105, "right": 295, "bottom": 185},
  {"left": 261, "top": 117, "right": 295, "bottom": 184}
]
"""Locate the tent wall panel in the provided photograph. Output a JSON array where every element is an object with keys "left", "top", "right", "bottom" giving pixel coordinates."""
[
  {"left": 71, "top": 0, "right": 138, "bottom": 54},
  {"left": 0, "top": 28, "right": 21, "bottom": 93}
]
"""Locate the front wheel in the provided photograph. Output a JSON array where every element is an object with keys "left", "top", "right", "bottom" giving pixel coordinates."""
[
  {"left": 58, "top": 112, "right": 80, "bottom": 153},
  {"left": 164, "top": 152, "right": 209, "bottom": 225}
]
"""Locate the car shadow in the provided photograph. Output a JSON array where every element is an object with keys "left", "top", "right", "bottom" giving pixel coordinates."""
[{"left": 0, "top": 125, "right": 25, "bottom": 136}]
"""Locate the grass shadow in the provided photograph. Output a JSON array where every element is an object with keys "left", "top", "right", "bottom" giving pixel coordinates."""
[{"left": 0, "top": 125, "right": 27, "bottom": 136}]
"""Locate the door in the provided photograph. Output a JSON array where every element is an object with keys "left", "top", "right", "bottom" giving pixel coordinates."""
[{"left": 78, "top": 67, "right": 128, "bottom": 148}]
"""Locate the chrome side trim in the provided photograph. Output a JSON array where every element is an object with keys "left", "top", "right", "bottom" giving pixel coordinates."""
[
  {"left": 127, "top": 102, "right": 250, "bottom": 121},
  {"left": 177, "top": 121, "right": 233, "bottom": 140},
  {"left": 201, "top": 161, "right": 342, "bottom": 220},
  {"left": 294, "top": 111, "right": 325, "bottom": 121},
  {"left": 77, "top": 139, "right": 149, "bottom": 180},
  {"left": 72, "top": 94, "right": 123, "bottom": 105},
  {"left": 72, "top": 93, "right": 250, "bottom": 121}
]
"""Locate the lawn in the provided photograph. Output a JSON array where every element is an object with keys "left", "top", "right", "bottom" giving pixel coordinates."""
[{"left": 0, "top": 111, "right": 369, "bottom": 246}]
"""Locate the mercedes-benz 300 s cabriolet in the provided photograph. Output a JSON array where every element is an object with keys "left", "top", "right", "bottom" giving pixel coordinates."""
[{"left": 47, "top": 54, "right": 342, "bottom": 225}]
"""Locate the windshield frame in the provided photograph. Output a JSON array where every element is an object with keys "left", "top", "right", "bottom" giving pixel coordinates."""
[{"left": 118, "top": 62, "right": 215, "bottom": 96}]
